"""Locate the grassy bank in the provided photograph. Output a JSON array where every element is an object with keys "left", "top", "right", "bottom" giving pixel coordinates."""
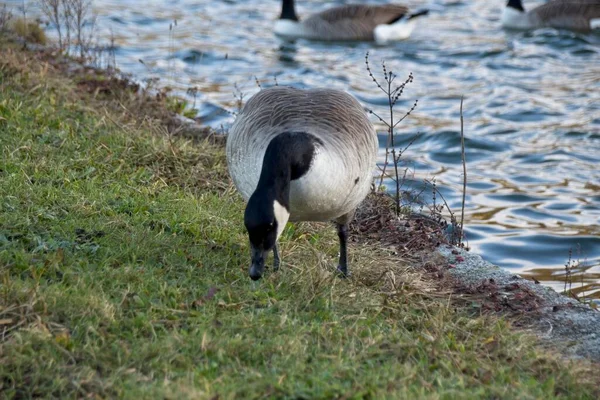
[{"left": 0, "top": 40, "right": 598, "bottom": 399}]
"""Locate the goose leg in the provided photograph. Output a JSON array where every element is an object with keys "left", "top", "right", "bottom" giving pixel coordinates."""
[
  {"left": 336, "top": 222, "right": 349, "bottom": 277},
  {"left": 273, "top": 243, "right": 281, "bottom": 271}
]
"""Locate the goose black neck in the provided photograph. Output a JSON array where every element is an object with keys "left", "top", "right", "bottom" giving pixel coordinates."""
[
  {"left": 254, "top": 131, "right": 320, "bottom": 209},
  {"left": 506, "top": 0, "right": 524, "bottom": 12},
  {"left": 280, "top": 0, "right": 299, "bottom": 21}
]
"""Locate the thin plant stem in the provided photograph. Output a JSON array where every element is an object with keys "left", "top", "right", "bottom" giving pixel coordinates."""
[{"left": 459, "top": 96, "right": 467, "bottom": 246}]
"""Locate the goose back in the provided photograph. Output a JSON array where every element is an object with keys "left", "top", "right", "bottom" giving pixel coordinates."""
[
  {"left": 302, "top": 4, "right": 409, "bottom": 41},
  {"left": 532, "top": 0, "right": 600, "bottom": 31},
  {"left": 226, "top": 87, "right": 378, "bottom": 222}
]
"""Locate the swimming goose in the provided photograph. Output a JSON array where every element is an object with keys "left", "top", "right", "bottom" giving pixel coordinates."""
[
  {"left": 226, "top": 86, "right": 378, "bottom": 281},
  {"left": 502, "top": 0, "right": 600, "bottom": 32},
  {"left": 274, "top": 0, "right": 429, "bottom": 43}
]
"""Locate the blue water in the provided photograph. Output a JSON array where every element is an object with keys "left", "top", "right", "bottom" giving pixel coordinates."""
[{"left": 7, "top": 0, "right": 600, "bottom": 297}]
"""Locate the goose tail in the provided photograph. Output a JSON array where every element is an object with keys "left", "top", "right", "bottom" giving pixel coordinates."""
[
  {"left": 374, "top": 8, "right": 428, "bottom": 43},
  {"left": 406, "top": 9, "right": 429, "bottom": 21}
]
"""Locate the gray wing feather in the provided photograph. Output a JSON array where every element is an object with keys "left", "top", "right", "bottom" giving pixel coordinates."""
[{"left": 302, "top": 4, "right": 409, "bottom": 41}]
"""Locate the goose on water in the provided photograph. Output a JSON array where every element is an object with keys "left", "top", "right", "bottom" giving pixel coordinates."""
[
  {"left": 226, "top": 86, "right": 378, "bottom": 281},
  {"left": 501, "top": 0, "right": 600, "bottom": 32},
  {"left": 274, "top": 0, "right": 429, "bottom": 43}
]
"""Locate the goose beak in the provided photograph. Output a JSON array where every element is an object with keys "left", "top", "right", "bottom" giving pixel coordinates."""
[{"left": 249, "top": 245, "right": 267, "bottom": 281}]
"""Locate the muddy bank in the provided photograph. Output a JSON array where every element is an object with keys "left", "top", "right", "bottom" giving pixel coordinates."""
[
  {"left": 347, "top": 191, "right": 600, "bottom": 362},
  {"left": 438, "top": 246, "right": 600, "bottom": 362}
]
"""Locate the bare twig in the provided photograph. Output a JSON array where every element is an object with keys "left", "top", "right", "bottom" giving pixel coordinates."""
[
  {"left": 364, "top": 52, "right": 418, "bottom": 216},
  {"left": 63, "top": 0, "right": 72, "bottom": 50},
  {"left": 186, "top": 86, "right": 199, "bottom": 110},
  {"left": 459, "top": 96, "right": 467, "bottom": 246},
  {"left": 108, "top": 28, "right": 116, "bottom": 69},
  {"left": 231, "top": 83, "right": 246, "bottom": 116},
  {"left": 424, "top": 178, "right": 462, "bottom": 245},
  {"left": 39, "top": 0, "right": 63, "bottom": 49},
  {"left": 68, "top": 0, "right": 96, "bottom": 59},
  {"left": 38, "top": 0, "right": 96, "bottom": 57},
  {"left": 254, "top": 76, "right": 262, "bottom": 90},
  {"left": 168, "top": 20, "right": 177, "bottom": 82},
  {"left": 393, "top": 99, "right": 418, "bottom": 128},
  {"left": 0, "top": 5, "right": 13, "bottom": 32},
  {"left": 564, "top": 248, "right": 573, "bottom": 294},
  {"left": 425, "top": 179, "right": 454, "bottom": 219}
]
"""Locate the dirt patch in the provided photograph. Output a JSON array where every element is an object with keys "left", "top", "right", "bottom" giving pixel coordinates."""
[
  {"left": 76, "top": 75, "right": 139, "bottom": 96},
  {"left": 452, "top": 273, "right": 542, "bottom": 315},
  {"left": 349, "top": 192, "right": 450, "bottom": 254}
]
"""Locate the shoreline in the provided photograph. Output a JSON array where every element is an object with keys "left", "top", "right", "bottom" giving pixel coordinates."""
[{"left": 438, "top": 246, "right": 600, "bottom": 361}]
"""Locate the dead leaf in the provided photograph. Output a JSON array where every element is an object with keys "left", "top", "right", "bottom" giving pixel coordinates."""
[{"left": 483, "top": 336, "right": 495, "bottom": 345}]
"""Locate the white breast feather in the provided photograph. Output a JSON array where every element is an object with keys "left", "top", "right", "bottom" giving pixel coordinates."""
[
  {"left": 289, "top": 149, "right": 372, "bottom": 222},
  {"left": 501, "top": 7, "right": 534, "bottom": 29},
  {"left": 591, "top": 18, "right": 600, "bottom": 29},
  {"left": 274, "top": 20, "right": 305, "bottom": 39}
]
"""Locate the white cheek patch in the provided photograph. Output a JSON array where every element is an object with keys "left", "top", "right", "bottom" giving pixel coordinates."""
[
  {"left": 591, "top": 19, "right": 600, "bottom": 30},
  {"left": 273, "top": 200, "right": 290, "bottom": 239}
]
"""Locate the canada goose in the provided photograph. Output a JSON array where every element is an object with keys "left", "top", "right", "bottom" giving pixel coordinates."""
[
  {"left": 501, "top": 0, "right": 600, "bottom": 32},
  {"left": 226, "top": 86, "right": 378, "bottom": 281},
  {"left": 274, "top": 0, "right": 429, "bottom": 43}
]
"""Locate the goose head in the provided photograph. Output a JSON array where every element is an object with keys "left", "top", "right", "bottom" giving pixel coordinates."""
[
  {"left": 240, "top": 131, "right": 319, "bottom": 280},
  {"left": 244, "top": 193, "right": 290, "bottom": 281},
  {"left": 506, "top": 0, "right": 525, "bottom": 12}
]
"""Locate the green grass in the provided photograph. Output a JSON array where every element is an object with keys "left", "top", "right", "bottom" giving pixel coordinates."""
[{"left": 0, "top": 42, "right": 598, "bottom": 399}]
